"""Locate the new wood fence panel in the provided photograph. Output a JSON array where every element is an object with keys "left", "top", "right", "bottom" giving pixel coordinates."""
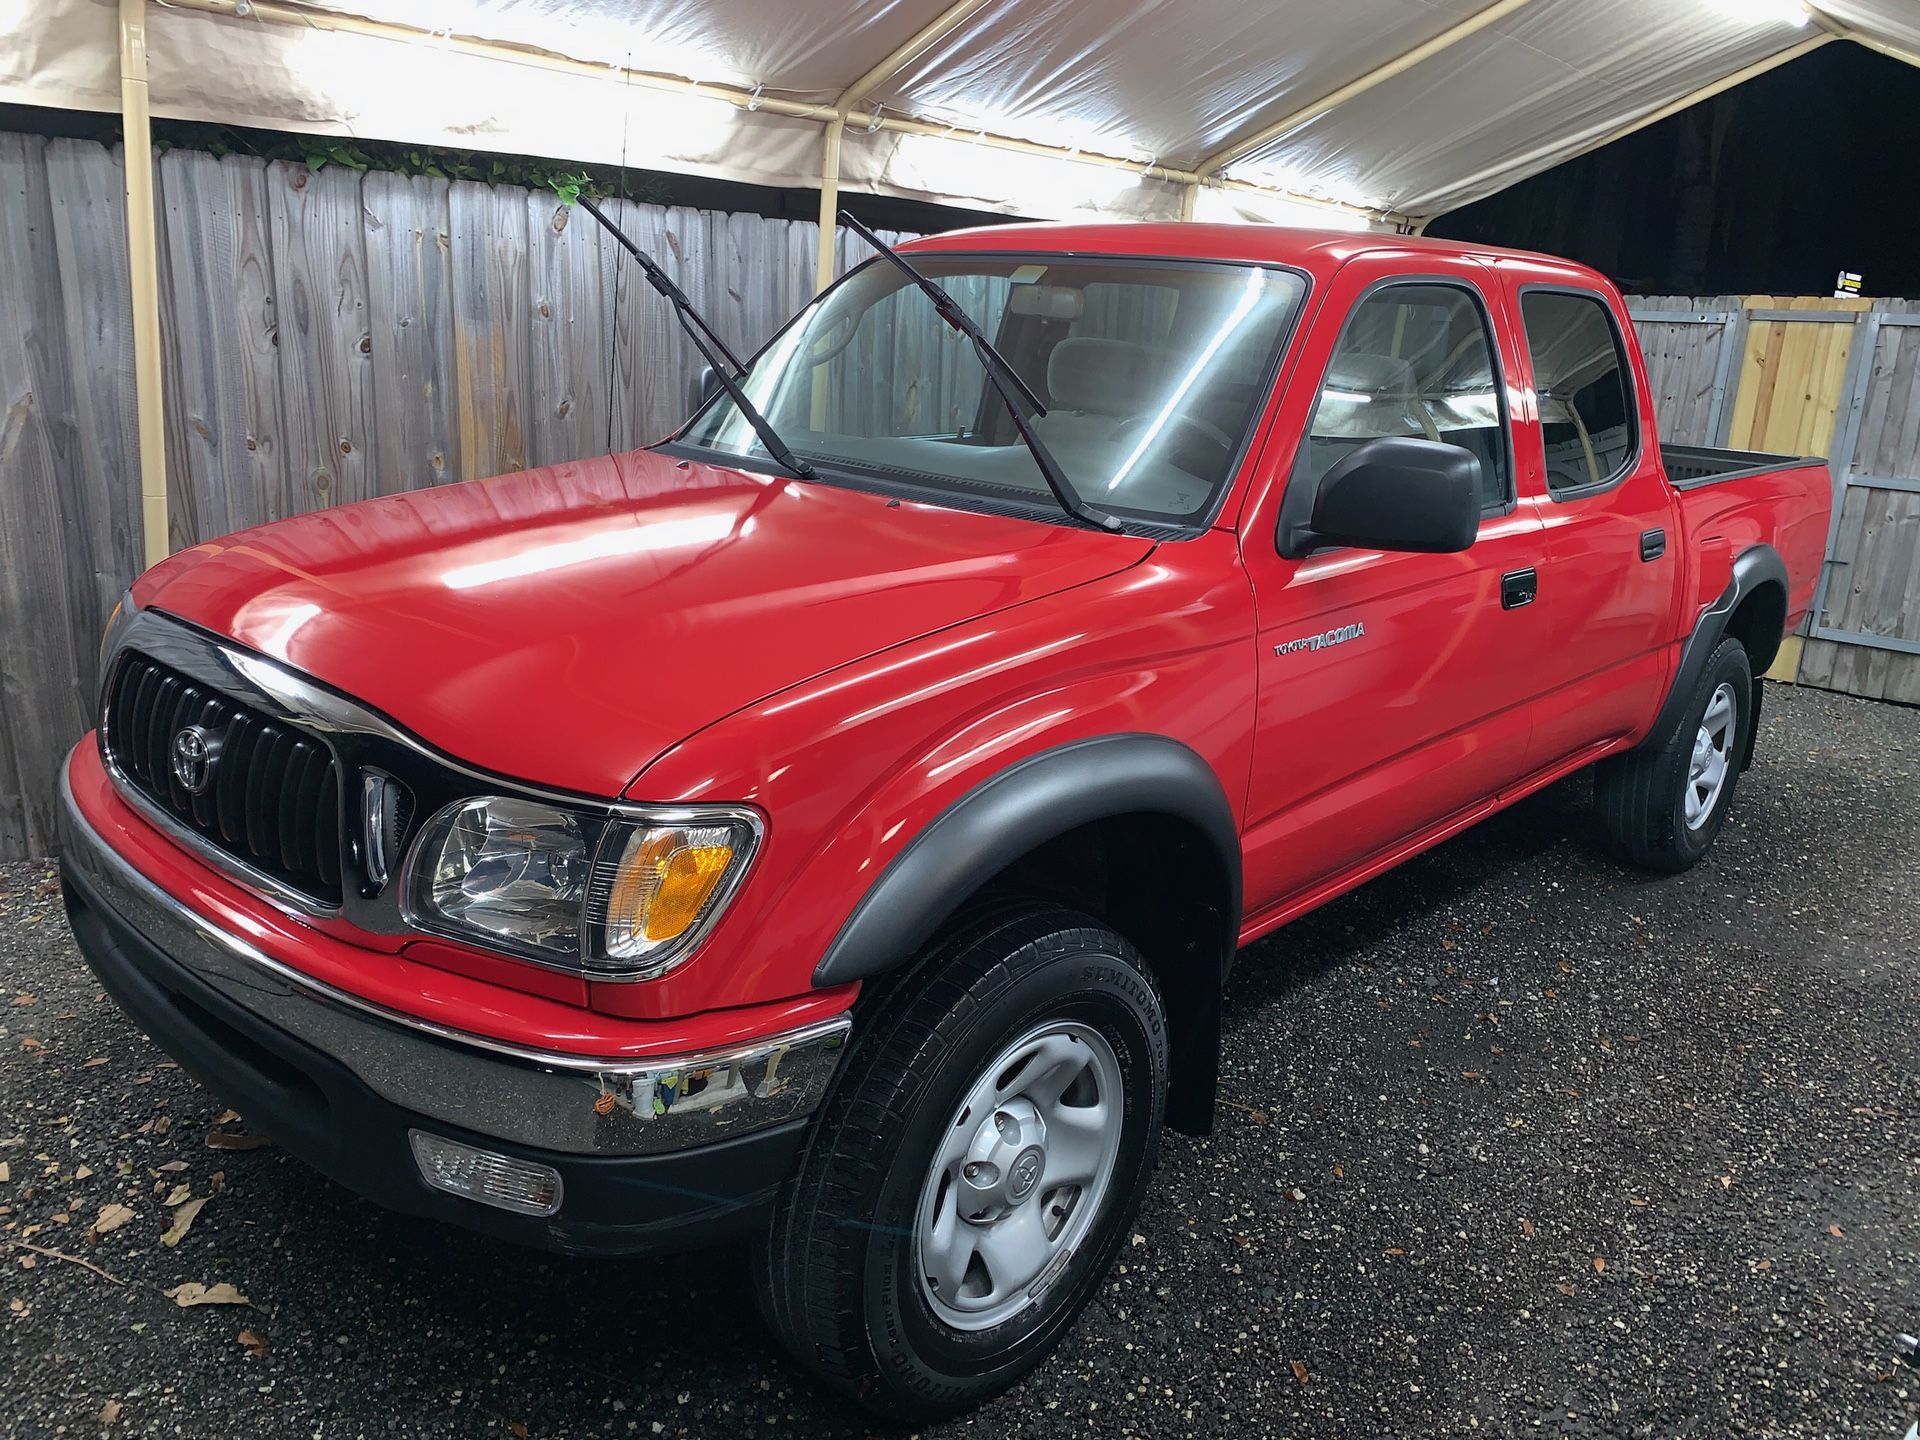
[{"left": 267, "top": 159, "right": 376, "bottom": 511}]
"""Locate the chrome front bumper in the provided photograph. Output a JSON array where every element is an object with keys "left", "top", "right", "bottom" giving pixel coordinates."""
[{"left": 59, "top": 769, "right": 849, "bottom": 1158}]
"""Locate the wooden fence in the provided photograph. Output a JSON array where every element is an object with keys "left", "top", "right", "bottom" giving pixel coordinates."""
[
  {"left": 0, "top": 133, "right": 904, "bottom": 860},
  {"left": 5, "top": 130, "right": 1920, "bottom": 859},
  {"left": 1628, "top": 295, "right": 1920, "bottom": 703}
]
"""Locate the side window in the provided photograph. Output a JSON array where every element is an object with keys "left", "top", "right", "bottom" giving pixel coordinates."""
[
  {"left": 1520, "top": 291, "right": 1636, "bottom": 495},
  {"left": 1306, "top": 283, "right": 1510, "bottom": 510}
]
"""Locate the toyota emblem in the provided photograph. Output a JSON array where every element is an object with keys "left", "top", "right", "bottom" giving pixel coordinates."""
[{"left": 170, "top": 725, "right": 219, "bottom": 795}]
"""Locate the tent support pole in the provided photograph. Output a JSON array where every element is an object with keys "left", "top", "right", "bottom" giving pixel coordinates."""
[
  {"left": 814, "top": 117, "right": 843, "bottom": 293},
  {"left": 119, "top": 0, "right": 169, "bottom": 566}
]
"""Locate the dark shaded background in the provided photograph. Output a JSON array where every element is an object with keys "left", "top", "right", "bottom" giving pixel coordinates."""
[{"left": 1428, "top": 42, "right": 1920, "bottom": 298}]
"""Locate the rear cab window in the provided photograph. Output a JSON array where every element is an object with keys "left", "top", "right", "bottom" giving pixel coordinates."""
[{"left": 1519, "top": 290, "right": 1638, "bottom": 496}]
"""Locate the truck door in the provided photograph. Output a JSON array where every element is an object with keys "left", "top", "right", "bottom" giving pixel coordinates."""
[
  {"left": 1237, "top": 257, "right": 1553, "bottom": 920},
  {"left": 1500, "top": 277, "right": 1683, "bottom": 764}
]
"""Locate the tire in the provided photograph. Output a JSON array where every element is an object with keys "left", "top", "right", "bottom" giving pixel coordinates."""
[
  {"left": 1596, "top": 636, "right": 1753, "bottom": 873},
  {"left": 756, "top": 903, "right": 1168, "bottom": 1420}
]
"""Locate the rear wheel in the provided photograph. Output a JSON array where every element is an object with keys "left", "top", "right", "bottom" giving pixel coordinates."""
[
  {"left": 1596, "top": 636, "right": 1753, "bottom": 872},
  {"left": 756, "top": 903, "right": 1166, "bottom": 1420}
]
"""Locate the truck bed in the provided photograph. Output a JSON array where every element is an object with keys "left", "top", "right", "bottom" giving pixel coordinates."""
[{"left": 1662, "top": 443, "right": 1821, "bottom": 490}]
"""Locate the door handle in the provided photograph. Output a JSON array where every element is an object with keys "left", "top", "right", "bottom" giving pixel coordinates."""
[
  {"left": 1640, "top": 528, "right": 1666, "bottom": 561},
  {"left": 1500, "top": 568, "right": 1538, "bottom": 610}
]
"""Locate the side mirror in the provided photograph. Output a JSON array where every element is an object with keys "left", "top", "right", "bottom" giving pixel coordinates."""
[
  {"left": 686, "top": 365, "right": 722, "bottom": 416},
  {"left": 1284, "top": 436, "right": 1481, "bottom": 557}
]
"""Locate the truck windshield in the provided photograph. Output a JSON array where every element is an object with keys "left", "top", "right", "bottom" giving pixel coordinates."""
[{"left": 677, "top": 254, "right": 1306, "bottom": 527}]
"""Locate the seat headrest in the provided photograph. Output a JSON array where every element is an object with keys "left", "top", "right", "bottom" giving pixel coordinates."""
[{"left": 1048, "top": 337, "right": 1159, "bottom": 416}]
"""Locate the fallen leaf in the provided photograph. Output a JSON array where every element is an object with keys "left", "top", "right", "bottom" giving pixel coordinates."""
[
  {"left": 10, "top": 994, "right": 34, "bottom": 1007},
  {"left": 1288, "top": 1359, "right": 1310, "bottom": 1384},
  {"left": 212, "top": 1110, "right": 241, "bottom": 1126},
  {"left": 162, "top": 1196, "right": 210, "bottom": 1248},
  {"left": 1592, "top": 1256, "right": 1606, "bottom": 1274},
  {"left": 1753, "top": 1257, "right": 1773, "bottom": 1273},
  {"left": 155, "top": 1161, "right": 188, "bottom": 1173},
  {"left": 164, "top": 1183, "right": 191, "bottom": 1207},
  {"left": 509, "top": 1424, "right": 530, "bottom": 1439},
  {"left": 1719, "top": 1174, "right": 1734, "bottom": 1189},
  {"left": 1827, "top": 1224, "right": 1844, "bottom": 1238},
  {"left": 1331, "top": 1165, "right": 1344, "bottom": 1179},
  {"left": 98, "top": 1399, "right": 122, "bottom": 1427},
  {"left": 205, "top": 1129, "right": 272, "bottom": 1152},
  {"left": 237, "top": 1328, "right": 270, "bottom": 1358},
  {"left": 18, "top": 1254, "right": 34, "bottom": 1269},
  {"left": 1519, "top": 1217, "right": 1535, "bottom": 1238},
  {"left": 0, "top": 1161, "right": 9, "bottom": 1183},
  {"left": 82, "top": 1057, "right": 109, "bottom": 1069},
  {"left": 91, "top": 1203, "right": 136, "bottom": 1237},
  {"left": 19, "top": 1037, "right": 42, "bottom": 1052},
  {"left": 164, "top": 1282, "right": 249, "bottom": 1307},
  {"left": 72, "top": 1165, "right": 93, "bottom": 1181},
  {"left": 8, "top": 1298, "right": 25, "bottom": 1314}
]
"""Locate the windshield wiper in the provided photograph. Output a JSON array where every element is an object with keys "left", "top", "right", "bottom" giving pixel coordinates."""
[
  {"left": 839, "top": 213, "right": 1124, "bottom": 533},
  {"left": 576, "top": 194, "right": 814, "bottom": 481}
]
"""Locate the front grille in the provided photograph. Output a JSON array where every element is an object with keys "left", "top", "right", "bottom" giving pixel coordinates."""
[{"left": 103, "top": 653, "right": 343, "bottom": 904}]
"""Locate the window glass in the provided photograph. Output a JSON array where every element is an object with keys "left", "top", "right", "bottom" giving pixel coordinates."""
[
  {"left": 1521, "top": 291, "right": 1635, "bottom": 494},
  {"left": 1305, "top": 284, "right": 1509, "bottom": 509},
  {"left": 680, "top": 256, "right": 1306, "bottom": 526}
]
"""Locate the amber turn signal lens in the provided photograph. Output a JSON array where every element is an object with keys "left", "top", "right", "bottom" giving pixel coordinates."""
[{"left": 600, "top": 822, "right": 748, "bottom": 962}]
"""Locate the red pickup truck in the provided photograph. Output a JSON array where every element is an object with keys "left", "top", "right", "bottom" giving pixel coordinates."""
[{"left": 60, "top": 223, "right": 1829, "bottom": 1418}]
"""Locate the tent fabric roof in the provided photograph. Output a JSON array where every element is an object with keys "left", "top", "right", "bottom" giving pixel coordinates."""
[{"left": 4, "top": 0, "right": 1917, "bottom": 223}]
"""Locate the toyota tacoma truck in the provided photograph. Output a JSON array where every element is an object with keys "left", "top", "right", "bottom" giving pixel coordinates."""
[{"left": 59, "top": 221, "right": 1831, "bottom": 1418}]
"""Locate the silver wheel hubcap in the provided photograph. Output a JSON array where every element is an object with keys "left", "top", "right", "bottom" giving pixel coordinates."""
[
  {"left": 914, "top": 1020, "right": 1124, "bottom": 1331},
  {"left": 1685, "top": 682, "right": 1738, "bottom": 830}
]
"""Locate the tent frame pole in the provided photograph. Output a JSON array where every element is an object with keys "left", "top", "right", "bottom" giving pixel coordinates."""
[
  {"left": 1192, "top": 0, "right": 1540, "bottom": 186},
  {"left": 813, "top": 0, "right": 998, "bottom": 290},
  {"left": 120, "top": 0, "right": 170, "bottom": 566}
]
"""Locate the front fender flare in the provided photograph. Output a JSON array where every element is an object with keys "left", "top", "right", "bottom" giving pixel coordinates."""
[{"left": 812, "top": 732, "right": 1240, "bottom": 988}]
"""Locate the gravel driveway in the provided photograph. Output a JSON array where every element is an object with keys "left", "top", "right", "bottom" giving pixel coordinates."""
[{"left": 3, "top": 681, "right": 1916, "bottom": 1438}]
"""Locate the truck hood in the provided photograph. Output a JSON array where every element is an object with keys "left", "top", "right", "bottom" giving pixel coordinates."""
[{"left": 135, "top": 450, "right": 1153, "bottom": 797}]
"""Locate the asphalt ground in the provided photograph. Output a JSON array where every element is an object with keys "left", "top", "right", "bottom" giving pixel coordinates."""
[{"left": 2, "top": 681, "right": 1916, "bottom": 1439}]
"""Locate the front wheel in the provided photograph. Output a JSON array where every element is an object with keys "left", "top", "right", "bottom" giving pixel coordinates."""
[
  {"left": 1596, "top": 635, "right": 1753, "bottom": 872},
  {"left": 756, "top": 904, "right": 1167, "bottom": 1420}
]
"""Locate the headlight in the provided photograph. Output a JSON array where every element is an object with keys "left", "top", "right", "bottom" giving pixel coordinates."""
[{"left": 406, "top": 796, "right": 759, "bottom": 979}]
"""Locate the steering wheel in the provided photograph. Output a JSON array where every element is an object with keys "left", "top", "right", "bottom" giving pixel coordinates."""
[{"left": 1108, "top": 410, "right": 1236, "bottom": 474}]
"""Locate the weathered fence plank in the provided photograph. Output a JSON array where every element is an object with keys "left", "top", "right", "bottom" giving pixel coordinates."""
[
  {"left": 158, "top": 151, "right": 291, "bottom": 541},
  {"left": 269, "top": 159, "right": 375, "bottom": 511},
  {"left": 527, "top": 193, "right": 604, "bottom": 470},
  {"left": 364, "top": 171, "right": 459, "bottom": 493},
  {"left": 0, "top": 134, "right": 98, "bottom": 856},
  {"left": 448, "top": 180, "right": 531, "bottom": 480}
]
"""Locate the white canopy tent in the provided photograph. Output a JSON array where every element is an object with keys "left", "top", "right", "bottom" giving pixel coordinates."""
[
  {"left": 7, "top": 0, "right": 1920, "bottom": 234},
  {"left": 6, "top": 0, "right": 1917, "bottom": 565}
]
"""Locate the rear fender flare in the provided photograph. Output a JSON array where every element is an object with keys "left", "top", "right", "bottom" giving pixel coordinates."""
[{"left": 1644, "top": 543, "right": 1786, "bottom": 751}]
